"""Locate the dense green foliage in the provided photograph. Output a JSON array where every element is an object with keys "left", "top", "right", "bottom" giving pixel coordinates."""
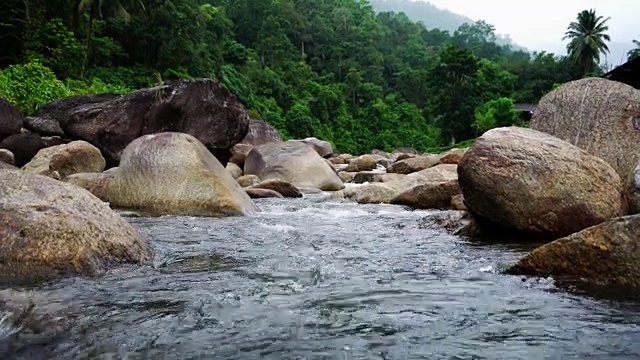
[{"left": 1, "top": 0, "right": 587, "bottom": 154}]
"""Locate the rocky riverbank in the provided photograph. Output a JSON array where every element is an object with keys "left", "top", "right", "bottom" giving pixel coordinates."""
[{"left": 1, "top": 76, "right": 640, "bottom": 292}]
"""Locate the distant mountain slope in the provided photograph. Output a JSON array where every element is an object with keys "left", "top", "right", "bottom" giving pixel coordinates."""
[{"left": 369, "top": 0, "right": 528, "bottom": 52}]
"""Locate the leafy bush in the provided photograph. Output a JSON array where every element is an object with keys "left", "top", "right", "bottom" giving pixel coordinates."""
[
  {"left": 472, "top": 97, "right": 521, "bottom": 135},
  {"left": 66, "top": 78, "right": 132, "bottom": 95},
  {"left": 0, "top": 61, "right": 69, "bottom": 115}
]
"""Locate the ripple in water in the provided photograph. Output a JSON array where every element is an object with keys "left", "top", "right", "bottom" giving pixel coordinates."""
[{"left": 2, "top": 195, "right": 640, "bottom": 359}]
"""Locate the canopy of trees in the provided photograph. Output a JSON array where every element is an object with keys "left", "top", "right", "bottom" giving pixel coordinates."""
[{"left": 1, "top": 0, "right": 586, "bottom": 154}]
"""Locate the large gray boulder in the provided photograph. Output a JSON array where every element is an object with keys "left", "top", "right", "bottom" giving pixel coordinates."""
[
  {"left": 108, "top": 132, "right": 258, "bottom": 217},
  {"left": 244, "top": 141, "right": 344, "bottom": 191},
  {"left": 530, "top": 77, "right": 640, "bottom": 187}
]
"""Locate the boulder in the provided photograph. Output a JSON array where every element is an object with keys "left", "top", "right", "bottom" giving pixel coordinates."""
[
  {"left": 22, "top": 140, "right": 105, "bottom": 179},
  {"left": 0, "top": 96, "right": 22, "bottom": 141},
  {"left": 245, "top": 188, "right": 284, "bottom": 199},
  {"left": 343, "top": 155, "right": 377, "bottom": 172},
  {"left": 292, "top": 137, "right": 333, "bottom": 158},
  {"left": 458, "top": 126, "right": 627, "bottom": 238},
  {"left": 419, "top": 210, "right": 480, "bottom": 237},
  {"left": 507, "top": 215, "right": 640, "bottom": 289},
  {"left": 352, "top": 172, "right": 405, "bottom": 184},
  {"left": 450, "top": 194, "right": 467, "bottom": 211},
  {"left": 23, "top": 115, "right": 65, "bottom": 137},
  {"left": 629, "top": 163, "right": 640, "bottom": 214},
  {"left": 338, "top": 171, "right": 356, "bottom": 183},
  {"left": 0, "top": 149, "right": 14, "bottom": 165},
  {"left": 0, "top": 170, "right": 153, "bottom": 284},
  {"left": 229, "top": 119, "right": 282, "bottom": 166},
  {"left": 236, "top": 174, "right": 261, "bottom": 187},
  {"left": 63, "top": 171, "right": 114, "bottom": 202},
  {"left": 244, "top": 141, "right": 344, "bottom": 191},
  {"left": 0, "top": 134, "right": 67, "bottom": 167},
  {"left": 344, "top": 164, "right": 458, "bottom": 207},
  {"left": 387, "top": 154, "right": 440, "bottom": 174},
  {"left": 249, "top": 179, "right": 302, "bottom": 198},
  {"left": 343, "top": 183, "right": 398, "bottom": 204},
  {"left": 226, "top": 162, "right": 243, "bottom": 179},
  {"left": 0, "top": 161, "right": 17, "bottom": 170},
  {"left": 391, "top": 164, "right": 461, "bottom": 209},
  {"left": 530, "top": 77, "right": 640, "bottom": 185},
  {"left": 438, "top": 148, "right": 468, "bottom": 164},
  {"left": 108, "top": 132, "right": 258, "bottom": 217},
  {"left": 34, "top": 79, "right": 250, "bottom": 167},
  {"left": 329, "top": 154, "right": 355, "bottom": 165}
]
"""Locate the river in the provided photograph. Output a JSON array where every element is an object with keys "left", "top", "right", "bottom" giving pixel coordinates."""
[{"left": 1, "top": 194, "right": 640, "bottom": 359}]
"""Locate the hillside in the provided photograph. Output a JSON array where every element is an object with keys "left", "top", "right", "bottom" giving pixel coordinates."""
[
  {"left": 0, "top": 0, "right": 583, "bottom": 155},
  {"left": 369, "top": 0, "right": 528, "bottom": 51}
]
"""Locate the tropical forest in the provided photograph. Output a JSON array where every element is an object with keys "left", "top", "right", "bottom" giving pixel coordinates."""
[{"left": 1, "top": 0, "right": 637, "bottom": 155}]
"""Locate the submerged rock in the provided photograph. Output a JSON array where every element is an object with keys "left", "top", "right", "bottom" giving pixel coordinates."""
[
  {"left": 0, "top": 170, "right": 153, "bottom": 284},
  {"left": 507, "top": 214, "right": 640, "bottom": 289}
]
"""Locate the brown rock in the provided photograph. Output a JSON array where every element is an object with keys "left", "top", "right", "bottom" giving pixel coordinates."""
[
  {"left": 63, "top": 171, "right": 114, "bottom": 202},
  {"left": 530, "top": 77, "right": 640, "bottom": 185},
  {"left": 237, "top": 174, "right": 261, "bottom": 187},
  {"left": 226, "top": 162, "right": 243, "bottom": 179},
  {"left": 458, "top": 126, "right": 627, "bottom": 238},
  {"left": 343, "top": 155, "right": 377, "bottom": 172},
  {"left": 108, "top": 132, "right": 258, "bottom": 217},
  {"left": 0, "top": 133, "right": 48, "bottom": 167},
  {"left": 0, "top": 170, "right": 153, "bottom": 284},
  {"left": 338, "top": 171, "right": 356, "bottom": 183},
  {"left": 245, "top": 188, "right": 284, "bottom": 199},
  {"left": 391, "top": 164, "right": 461, "bottom": 209},
  {"left": 34, "top": 79, "right": 250, "bottom": 167},
  {"left": 387, "top": 154, "right": 440, "bottom": 174},
  {"left": 343, "top": 183, "right": 398, "bottom": 204},
  {"left": 22, "top": 140, "right": 106, "bottom": 179},
  {"left": 291, "top": 137, "right": 333, "bottom": 158},
  {"left": 507, "top": 214, "right": 640, "bottom": 288},
  {"left": 230, "top": 119, "right": 282, "bottom": 166},
  {"left": 249, "top": 179, "right": 302, "bottom": 198},
  {"left": 438, "top": 148, "right": 468, "bottom": 164},
  {"left": 450, "top": 194, "right": 468, "bottom": 211},
  {"left": 0, "top": 148, "right": 15, "bottom": 165},
  {"left": 419, "top": 210, "right": 480, "bottom": 237},
  {"left": 244, "top": 141, "right": 344, "bottom": 191}
]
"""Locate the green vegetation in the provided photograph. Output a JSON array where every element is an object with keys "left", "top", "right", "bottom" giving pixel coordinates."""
[
  {"left": 562, "top": 9, "right": 611, "bottom": 76},
  {"left": 629, "top": 39, "right": 640, "bottom": 61},
  {"left": 1, "top": 0, "right": 593, "bottom": 154}
]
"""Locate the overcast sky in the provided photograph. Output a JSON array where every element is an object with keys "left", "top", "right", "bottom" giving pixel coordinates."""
[{"left": 423, "top": 0, "right": 638, "bottom": 56}]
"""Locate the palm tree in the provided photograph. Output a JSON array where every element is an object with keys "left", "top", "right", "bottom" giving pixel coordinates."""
[
  {"left": 562, "top": 9, "right": 611, "bottom": 76},
  {"left": 628, "top": 39, "right": 640, "bottom": 61}
]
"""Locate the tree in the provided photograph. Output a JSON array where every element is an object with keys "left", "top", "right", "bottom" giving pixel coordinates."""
[
  {"left": 628, "top": 39, "right": 640, "bottom": 61},
  {"left": 562, "top": 9, "right": 611, "bottom": 76}
]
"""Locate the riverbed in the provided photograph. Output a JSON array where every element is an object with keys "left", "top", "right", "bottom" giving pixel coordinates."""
[{"left": 2, "top": 195, "right": 640, "bottom": 359}]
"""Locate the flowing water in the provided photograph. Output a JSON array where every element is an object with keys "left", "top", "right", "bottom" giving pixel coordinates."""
[{"left": 2, "top": 194, "right": 640, "bottom": 359}]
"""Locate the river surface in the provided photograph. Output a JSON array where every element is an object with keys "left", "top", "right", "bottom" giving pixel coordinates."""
[{"left": 2, "top": 194, "right": 640, "bottom": 359}]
